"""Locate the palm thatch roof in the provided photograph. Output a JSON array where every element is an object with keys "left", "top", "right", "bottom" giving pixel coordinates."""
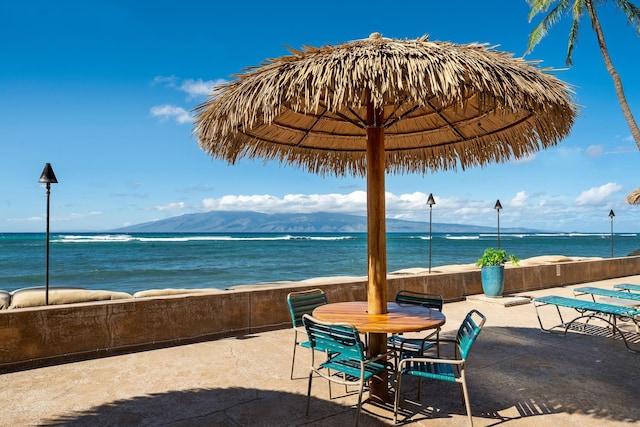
[
  {"left": 194, "top": 33, "right": 577, "bottom": 176},
  {"left": 627, "top": 188, "right": 640, "bottom": 205}
]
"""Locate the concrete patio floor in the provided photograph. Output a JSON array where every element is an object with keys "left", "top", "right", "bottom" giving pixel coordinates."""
[{"left": 1, "top": 277, "right": 639, "bottom": 426}]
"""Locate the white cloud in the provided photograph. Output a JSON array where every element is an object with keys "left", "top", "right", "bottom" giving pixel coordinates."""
[
  {"left": 510, "top": 191, "right": 528, "bottom": 207},
  {"left": 585, "top": 145, "right": 604, "bottom": 158},
  {"left": 201, "top": 192, "right": 368, "bottom": 214},
  {"left": 513, "top": 153, "right": 536, "bottom": 164},
  {"left": 9, "top": 216, "right": 43, "bottom": 223},
  {"left": 180, "top": 78, "right": 225, "bottom": 98},
  {"left": 152, "top": 75, "right": 178, "bottom": 87},
  {"left": 153, "top": 75, "right": 225, "bottom": 99},
  {"left": 152, "top": 202, "right": 186, "bottom": 211},
  {"left": 149, "top": 105, "right": 192, "bottom": 124},
  {"left": 10, "top": 212, "right": 102, "bottom": 224},
  {"left": 611, "top": 145, "right": 636, "bottom": 154},
  {"left": 183, "top": 187, "right": 639, "bottom": 232},
  {"left": 575, "top": 182, "right": 622, "bottom": 206},
  {"left": 199, "top": 191, "right": 507, "bottom": 223},
  {"left": 57, "top": 211, "right": 102, "bottom": 222}
]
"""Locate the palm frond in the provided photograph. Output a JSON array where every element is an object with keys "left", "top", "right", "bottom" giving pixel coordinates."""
[
  {"left": 526, "top": 1, "right": 573, "bottom": 53},
  {"left": 613, "top": 0, "right": 640, "bottom": 34},
  {"left": 566, "top": 17, "right": 581, "bottom": 65}
]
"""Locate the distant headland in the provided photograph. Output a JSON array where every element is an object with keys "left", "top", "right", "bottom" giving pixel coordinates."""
[{"left": 112, "top": 210, "right": 543, "bottom": 234}]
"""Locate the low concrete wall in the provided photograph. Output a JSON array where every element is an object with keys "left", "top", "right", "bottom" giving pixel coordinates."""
[{"left": 1, "top": 256, "right": 639, "bottom": 371}]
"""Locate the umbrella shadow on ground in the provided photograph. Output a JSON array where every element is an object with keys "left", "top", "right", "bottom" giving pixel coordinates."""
[
  {"left": 39, "top": 386, "right": 389, "bottom": 427},
  {"left": 395, "top": 323, "right": 639, "bottom": 425}
]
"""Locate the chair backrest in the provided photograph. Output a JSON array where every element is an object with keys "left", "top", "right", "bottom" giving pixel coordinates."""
[
  {"left": 302, "top": 314, "right": 365, "bottom": 361},
  {"left": 456, "top": 309, "right": 486, "bottom": 360},
  {"left": 287, "top": 289, "right": 328, "bottom": 327},
  {"left": 395, "top": 290, "right": 443, "bottom": 311}
]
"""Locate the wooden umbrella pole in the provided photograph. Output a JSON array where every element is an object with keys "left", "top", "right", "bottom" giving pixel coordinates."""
[
  {"left": 366, "top": 102, "right": 387, "bottom": 314},
  {"left": 366, "top": 102, "right": 389, "bottom": 402}
]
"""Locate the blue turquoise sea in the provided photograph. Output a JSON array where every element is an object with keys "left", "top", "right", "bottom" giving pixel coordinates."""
[{"left": 1, "top": 232, "right": 639, "bottom": 294}]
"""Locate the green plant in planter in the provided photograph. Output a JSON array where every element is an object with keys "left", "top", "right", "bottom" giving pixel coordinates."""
[
  {"left": 476, "top": 248, "right": 519, "bottom": 297},
  {"left": 476, "top": 248, "right": 519, "bottom": 267}
]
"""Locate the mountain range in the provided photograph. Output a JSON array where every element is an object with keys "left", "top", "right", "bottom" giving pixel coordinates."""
[{"left": 112, "top": 211, "right": 540, "bottom": 233}]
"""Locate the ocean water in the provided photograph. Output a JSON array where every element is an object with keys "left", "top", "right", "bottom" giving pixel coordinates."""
[{"left": 1, "top": 232, "right": 639, "bottom": 294}]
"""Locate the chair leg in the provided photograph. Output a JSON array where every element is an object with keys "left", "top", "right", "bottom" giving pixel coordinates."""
[
  {"left": 394, "top": 370, "right": 404, "bottom": 424},
  {"left": 355, "top": 379, "right": 365, "bottom": 427},
  {"left": 290, "top": 333, "right": 298, "bottom": 380},
  {"left": 305, "top": 369, "right": 313, "bottom": 416},
  {"left": 459, "top": 376, "right": 473, "bottom": 427}
]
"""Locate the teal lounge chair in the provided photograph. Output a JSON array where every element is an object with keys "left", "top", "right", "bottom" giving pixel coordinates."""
[
  {"left": 573, "top": 286, "right": 640, "bottom": 304},
  {"left": 614, "top": 283, "right": 640, "bottom": 293},
  {"left": 534, "top": 295, "right": 640, "bottom": 353}
]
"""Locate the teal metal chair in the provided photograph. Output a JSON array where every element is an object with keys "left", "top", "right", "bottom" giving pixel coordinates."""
[
  {"left": 387, "top": 291, "right": 444, "bottom": 360},
  {"left": 302, "top": 314, "right": 392, "bottom": 427},
  {"left": 286, "top": 289, "right": 328, "bottom": 379},
  {"left": 394, "top": 309, "right": 486, "bottom": 426}
]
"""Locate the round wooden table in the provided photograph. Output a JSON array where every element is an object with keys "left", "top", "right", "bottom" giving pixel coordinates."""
[
  {"left": 312, "top": 301, "right": 446, "bottom": 403},
  {"left": 312, "top": 301, "right": 446, "bottom": 333}
]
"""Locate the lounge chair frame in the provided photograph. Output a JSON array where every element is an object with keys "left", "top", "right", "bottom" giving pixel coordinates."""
[
  {"left": 534, "top": 295, "right": 640, "bottom": 353},
  {"left": 573, "top": 286, "right": 640, "bottom": 303},
  {"left": 614, "top": 283, "right": 640, "bottom": 293}
]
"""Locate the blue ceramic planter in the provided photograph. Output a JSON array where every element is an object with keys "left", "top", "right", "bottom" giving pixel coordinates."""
[{"left": 481, "top": 266, "right": 504, "bottom": 297}]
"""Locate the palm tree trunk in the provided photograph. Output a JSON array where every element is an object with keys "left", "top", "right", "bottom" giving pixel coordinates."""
[{"left": 586, "top": 0, "right": 640, "bottom": 149}]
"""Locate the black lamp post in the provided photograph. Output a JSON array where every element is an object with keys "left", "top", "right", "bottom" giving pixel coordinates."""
[
  {"left": 609, "top": 209, "right": 615, "bottom": 258},
  {"left": 494, "top": 199, "right": 502, "bottom": 250},
  {"left": 427, "top": 193, "right": 436, "bottom": 273},
  {"left": 38, "top": 163, "right": 58, "bottom": 305}
]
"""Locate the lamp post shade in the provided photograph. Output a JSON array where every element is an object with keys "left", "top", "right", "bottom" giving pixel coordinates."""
[
  {"left": 38, "top": 163, "right": 58, "bottom": 184},
  {"left": 494, "top": 199, "right": 502, "bottom": 249},
  {"left": 193, "top": 33, "right": 576, "bottom": 399}
]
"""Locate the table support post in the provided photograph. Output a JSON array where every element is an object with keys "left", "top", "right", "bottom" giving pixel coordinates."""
[{"left": 368, "top": 332, "right": 389, "bottom": 403}]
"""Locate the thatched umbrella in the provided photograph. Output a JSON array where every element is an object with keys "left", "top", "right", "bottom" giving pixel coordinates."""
[
  {"left": 194, "top": 33, "right": 576, "bottom": 398},
  {"left": 626, "top": 188, "right": 640, "bottom": 205}
]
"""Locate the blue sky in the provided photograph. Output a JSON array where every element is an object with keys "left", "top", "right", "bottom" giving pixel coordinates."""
[{"left": 1, "top": 1, "right": 638, "bottom": 233}]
